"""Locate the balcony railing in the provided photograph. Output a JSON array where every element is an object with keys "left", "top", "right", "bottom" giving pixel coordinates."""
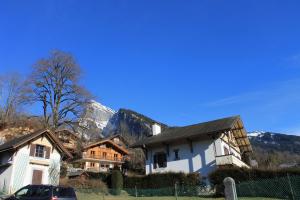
[
  {"left": 83, "top": 153, "right": 124, "bottom": 162},
  {"left": 216, "top": 154, "right": 250, "bottom": 168}
]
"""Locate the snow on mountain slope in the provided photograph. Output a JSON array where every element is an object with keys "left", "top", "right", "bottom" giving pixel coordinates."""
[
  {"left": 81, "top": 100, "right": 115, "bottom": 129},
  {"left": 247, "top": 131, "right": 266, "bottom": 138},
  {"left": 78, "top": 100, "right": 115, "bottom": 139},
  {"left": 247, "top": 131, "right": 300, "bottom": 168},
  {"left": 248, "top": 131, "right": 300, "bottom": 152}
]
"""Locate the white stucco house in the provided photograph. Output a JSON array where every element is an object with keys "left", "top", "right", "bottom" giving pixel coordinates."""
[
  {"left": 0, "top": 129, "right": 72, "bottom": 194},
  {"left": 132, "top": 116, "right": 252, "bottom": 179}
]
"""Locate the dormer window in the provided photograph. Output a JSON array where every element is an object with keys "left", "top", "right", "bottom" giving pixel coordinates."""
[{"left": 35, "top": 145, "right": 45, "bottom": 158}]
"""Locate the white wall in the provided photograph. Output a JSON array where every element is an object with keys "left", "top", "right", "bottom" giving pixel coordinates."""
[
  {"left": 145, "top": 139, "right": 217, "bottom": 177},
  {"left": 0, "top": 152, "right": 14, "bottom": 192}
]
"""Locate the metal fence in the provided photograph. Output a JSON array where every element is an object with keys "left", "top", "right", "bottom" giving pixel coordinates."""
[
  {"left": 76, "top": 184, "right": 214, "bottom": 199},
  {"left": 236, "top": 175, "right": 300, "bottom": 200}
]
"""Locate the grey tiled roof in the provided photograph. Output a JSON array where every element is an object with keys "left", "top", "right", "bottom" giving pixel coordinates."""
[{"left": 131, "top": 116, "right": 240, "bottom": 147}]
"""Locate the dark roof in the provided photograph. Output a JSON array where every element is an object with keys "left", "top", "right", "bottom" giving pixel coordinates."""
[
  {"left": 0, "top": 129, "right": 72, "bottom": 159},
  {"left": 84, "top": 139, "right": 129, "bottom": 155},
  {"left": 131, "top": 116, "right": 242, "bottom": 148}
]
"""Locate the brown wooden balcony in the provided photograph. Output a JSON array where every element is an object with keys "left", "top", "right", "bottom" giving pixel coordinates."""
[{"left": 82, "top": 153, "right": 124, "bottom": 162}]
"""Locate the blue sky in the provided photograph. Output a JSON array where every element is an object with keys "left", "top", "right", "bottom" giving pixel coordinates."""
[{"left": 1, "top": 0, "right": 300, "bottom": 135}]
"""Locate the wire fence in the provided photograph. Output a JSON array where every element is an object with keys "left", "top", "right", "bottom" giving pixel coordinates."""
[
  {"left": 76, "top": 184, "right": 214, "bottom": 199},
  {"left": 2, "top": 175, "right": 300, "bottom": 200},
  {"left": 236, "top": 175, "right": 300, "bottom": 200}
]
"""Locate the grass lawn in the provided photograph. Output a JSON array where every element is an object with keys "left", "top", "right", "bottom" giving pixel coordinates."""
[{"left": 76, "top": 191, "right": 283, "bottom": 200}]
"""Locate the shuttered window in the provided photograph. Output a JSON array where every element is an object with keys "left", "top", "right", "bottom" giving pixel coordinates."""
[
  {"left": 30, "top": 144, "right": 51, "bottom": 159},
  {"left": 35, "top": 145, "right": 45, "bottom": 158}
]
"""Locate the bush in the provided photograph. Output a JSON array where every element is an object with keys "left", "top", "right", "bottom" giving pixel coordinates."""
[
  {"left": 111, "top": 170, "right": 123, "bottom": 195},
  {"left": 124, "top": 172, "right": 200, "bottom": 189},
  {"left": 60, "top": 178, "right": 108, "bottom": 194},
  {"left": 209, "top": 167, "right": 300, "bottom": 196},
  {"left": 85, "top": 172, "right": 110, "bottom": 181}
]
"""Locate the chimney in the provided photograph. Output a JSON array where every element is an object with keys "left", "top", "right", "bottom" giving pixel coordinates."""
[{"left": 152, "top": 123, "right": 161, "bottom": 136}]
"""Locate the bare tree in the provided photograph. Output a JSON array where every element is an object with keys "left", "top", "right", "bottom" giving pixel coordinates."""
[
  {"left": 25, "top": 50, "right": 91, "bottom": 130},
  {"left": 0, "top": 73, "right": 25, "bottom": 124}
]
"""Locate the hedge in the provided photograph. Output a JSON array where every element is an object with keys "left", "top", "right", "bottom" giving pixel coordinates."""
[
  {"left": 124, "top": 172, "right": 200, "bottom": 189},
  {"left": 209, "top": 167, "right": 300, "bottom": 196}
]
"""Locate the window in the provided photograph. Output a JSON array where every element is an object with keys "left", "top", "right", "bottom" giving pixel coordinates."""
[
  {"left": 53, "top": 187, "right": 76, "bottom": 198},
  {"left": 35, "top": 145, "right": 45, "bottom": 158},
  {"left": 174, "top": 149, "right": 180, "bottom": 160},
  {"left": 15, "top": 187, "right": 30, "bottom": 198},
  {"left": 103, "top": 152, "right": 107, "bottom": 158},
  {"left": 114, "top": 154, "right": 118, "bottom": 161},
  {"left": 224, "top": 147, "right": 230, "bottom": 155},
  {"left": 90, "top": 162, "right": 95, "bottom": 167},
  {"left": 32, "top": 186, "right": 51, "bottom": 197},
  {"left": 154, "top": 153, "right": 167, "bottom": 169},
  {"left": 91, "top": 151, "right": 95, "bottom": 157}
]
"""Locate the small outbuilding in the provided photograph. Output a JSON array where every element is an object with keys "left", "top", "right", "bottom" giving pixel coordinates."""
[{"left": 0, "top": 129, "right": 72, "bottom": 194}]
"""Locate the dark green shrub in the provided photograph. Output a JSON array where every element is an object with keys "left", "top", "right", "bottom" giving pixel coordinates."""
[
  {"left": 124, "top": 172, "right": 200, "bottom": 189},
  {"left": 111, "top": 170, "right": 123, "bottom": 195},
  {"left": 209, "top": 167, "right": 300, "bottom": 196},
  {"left": 60, "top": 178, "right": 108, "bottom": 194}
]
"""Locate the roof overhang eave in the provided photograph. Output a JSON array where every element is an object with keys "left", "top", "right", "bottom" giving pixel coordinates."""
[
  {"left": 131, "top": 131, "right": 225, "bottom": 148},
  {"left": 0, "top": 147, "right": 15, "bottom": 153}
]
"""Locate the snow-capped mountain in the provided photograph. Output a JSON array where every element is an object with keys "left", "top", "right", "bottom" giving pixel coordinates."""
[
  {"left": 247, "top": 130, "right": 300, "bottom": 149},
  {"left": 247, "top": 130, "right": 266, "bottom": 137},
  {"left": 247, "top": 131, "right": 300, "bottom": 168},
  {"left": 80, "top": 100, "right": 115, "bottom": 130},
  {"left": 77, "top": 100, "right": 116, "bottom": 140}
]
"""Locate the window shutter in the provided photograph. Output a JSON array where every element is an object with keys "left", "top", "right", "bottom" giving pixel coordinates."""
[
  {"left": 30, "top": 144, "right": 36, "bottom": 156},
  {"left": 45, "top": 146, "right": 51, "bottom": 159}
]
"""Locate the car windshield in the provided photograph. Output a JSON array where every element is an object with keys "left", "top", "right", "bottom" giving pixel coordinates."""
[
  {"left": 53, "top": 187, "right": 76, "bottom": 198},
  {"left": 15, "top": 187, "right": 30, "bottom": 197}
]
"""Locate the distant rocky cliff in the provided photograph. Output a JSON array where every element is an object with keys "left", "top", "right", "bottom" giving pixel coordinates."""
[{"left": 103, "top": 109, "right": 167, "bottom": 143}]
